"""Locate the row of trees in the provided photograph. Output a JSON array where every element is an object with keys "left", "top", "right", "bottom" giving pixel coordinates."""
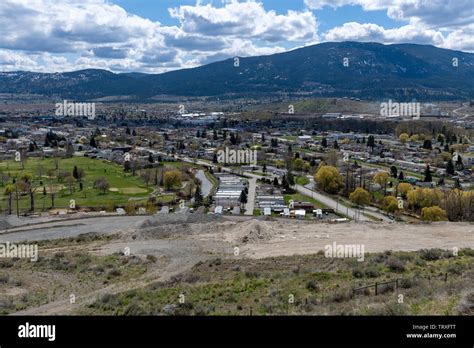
[{"left": 313, "top": 164, "right": 472, "bottom": 221}]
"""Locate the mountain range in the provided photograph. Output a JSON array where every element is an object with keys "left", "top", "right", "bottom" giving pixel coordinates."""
[{"left": 1, "top": 42, "right": 473, "bottom": 101}]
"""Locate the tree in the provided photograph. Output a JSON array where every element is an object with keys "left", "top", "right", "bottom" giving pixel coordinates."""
[
  {"left": 325, "top": 150, "right": 339, "bottom": 167},
  {"left": 455, "top": 154, "right": 464, "bottom": 170},
  {"left": 90, "top": 135, "right": 97, "bottom": 148},
  {"left": 194, "top": 185, "right": 203, "bottom": 205},
  {"left": 293, "top": 158, "right": 304, "bottom": 172},
  {"left": 397, "top": 183, "right": 413, "bottom": 198},
  {"left": 390, "top": 166, "right": 398, "bottom": 178},
  {"left": 399, "top": 133, "right": 409, "bottom": 144},
  {"left": 239, "top": 190, "right": 248, "bottom": 205},
  {"left": 424, "top": 165, "right": 432, "bottom": 182},
  {"left": 374, "top": 172, "right": 389, "bottom": 195},
  {"left": 65, "top": 142, "right": 75, "bottom": 158},
  {"left": 421, "top": 206, "right": 448, "bottom": 221},
  {"left": 321, "top": 137, "right": 328, "bottom": 148},
  {"left": 4, "top": 184, "right": 14, "bottom": 215},
  {"left": 94, "top": 177, "right": 110, "bottom": 195},
  {"left": 422, "top": 139, "right": 432, "bottom": 150},
  {"left": 163, "top": 171, "right": 182, "bottom": 190},
  {"left": 349, "top": 188, "right": 370, "bottom": 207},
  {"left": 367, "top": 135, "right": 375, "bottom": 152},
  {"left": 382, "top": 196, "right": 399, "bottom": 214},
  {"left": 446, "top": 159, "right": 455, "bottom": 175},
  {"left": 65, "top": 176, "right": 76, "bottom": 194},
  {"left": 314, "top": 166, "right": 344, "bottom": 194},
  {"left": 73, "top": 166, "right": 79, "bottom": 180}
]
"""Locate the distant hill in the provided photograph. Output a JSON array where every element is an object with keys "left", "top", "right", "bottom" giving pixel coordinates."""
[{"left": 1, "top": 42, "right": 473, "bottom": 101}]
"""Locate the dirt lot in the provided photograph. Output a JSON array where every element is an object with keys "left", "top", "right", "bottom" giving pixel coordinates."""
[{"left": 194, "top": 219, "right": 474, "bottom": 259}]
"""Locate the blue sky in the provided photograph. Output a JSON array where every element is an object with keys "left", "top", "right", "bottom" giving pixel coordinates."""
[
  {"left": 0, "top": 0, "right": 472, "bottom": 73},
  {"left": 113, "top": 0, "right": 401, "bottom": 32}
]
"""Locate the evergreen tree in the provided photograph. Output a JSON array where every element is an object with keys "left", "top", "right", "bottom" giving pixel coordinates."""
[
  {"left": 90, "top": 136, "right": 97, "bottom": 148},
  {"left": 367, "top": 135, "right": 375, "bottom": 151},
  {"left": 321, "top": 137, "right": 328, "bottom": 148},
  {"left": 390, "top": 166, "right": 398, "bottom": 178},
  {"left": 424, "top": 165, "right": 432, "bottom": 182},
  {"left": 194, "top": 185, "right": 203, "bottom": 205},
  {"left": 446, "top": 159, "right": 455, "bottom": 175},
  {"left": 73, "top": 166, "right": 79, "bottom": 179},
  {"left": 239, "top": 190, "right": 248, "bottom": 205}
]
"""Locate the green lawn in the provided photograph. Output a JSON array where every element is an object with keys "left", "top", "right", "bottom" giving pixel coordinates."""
[
  {"left": 0, "top": 157, "right": 156, "bottom": 212},
  {"left": 296, "top": 176, "right": 310, "bottom": 186}
]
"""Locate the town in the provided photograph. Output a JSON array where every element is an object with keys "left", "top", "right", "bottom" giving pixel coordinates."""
[{"left": 0, "top": 98, "right": 472, "bottom": 224}]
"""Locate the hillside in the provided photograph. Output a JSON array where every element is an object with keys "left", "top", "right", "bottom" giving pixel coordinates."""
[{"left": 1, "top": 42, "right": 473, "bottom": 101}]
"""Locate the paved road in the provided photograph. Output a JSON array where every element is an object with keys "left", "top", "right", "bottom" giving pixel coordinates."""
[
  {"left": 303, "top": 175, "right": 393, "bottom": 222},
  {"left": 244, "top": 177, "right": 257, "bottom": 215},
  {"left": 0, "top": 216, "right": 147, "bottom": 243},
  {"left": 453, "top": 104, "right": 471, "bottom": 120},
  {"left": 195, "top": 170, "right": 213, "bottom": 197},
  {"left": 294, "top": 184, "right": 370, "bottom": 221}
]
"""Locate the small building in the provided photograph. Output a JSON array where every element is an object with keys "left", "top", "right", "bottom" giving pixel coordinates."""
[{"left": 294, "top": 210, "right": 306, "bottom": 219}]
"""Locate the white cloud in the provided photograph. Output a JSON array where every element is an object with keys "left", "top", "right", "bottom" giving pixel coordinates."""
[
  {"left": 324, "top": 22, "right": 444, "bottom": 46},
  {"left": 169, "top": 1, "right": 318, "bottom": 42},
  {"left": 305, "top": 0, "right": 474, "bottom": 29},
  {"left": 0, "top": 0, "right": 319, "bottom": 73}
]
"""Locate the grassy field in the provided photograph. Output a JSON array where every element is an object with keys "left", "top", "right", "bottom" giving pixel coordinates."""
[
  {"left": 0, "top": 157, "right": 155, "bottom": 212},
  {"left": 79, "top": 248, "right": 474, "bottom": 316}
]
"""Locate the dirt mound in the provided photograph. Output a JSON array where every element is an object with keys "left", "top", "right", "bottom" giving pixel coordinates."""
[
  {"left": 226, "top": 220, "right": 274, "bottom": 244},
  {"left": 139, "top": 213, "right": 221, "bottom": 229},
  {"left": 126, "top": 213, "right": 223, "bottom": 240}
]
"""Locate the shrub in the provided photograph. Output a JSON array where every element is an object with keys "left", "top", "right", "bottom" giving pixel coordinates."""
[
  {"left": 378, "top": 283, "right": 395, "bottom": 294},
  {"left": 352, "top": 268, "right": 364, "bottom": 278},
  {"left": 364, "top": 267, "right": 380, "bottom": 278},
  {"left": 306, "top": 280, "right": 320, "bottom": 292},
  {"left": 385, "top": 257, "right": 406, "bottom": 272},
  {"left": 146, "top": 255, "right": 157, "bottom": 263},
  {"left": 419, "top": 249, "right": 443, "bottom": 261}
]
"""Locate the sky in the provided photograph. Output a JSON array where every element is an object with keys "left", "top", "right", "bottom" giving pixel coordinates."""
[{"left": 0, "top": 0, "right": 472, "bottom": 73}]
